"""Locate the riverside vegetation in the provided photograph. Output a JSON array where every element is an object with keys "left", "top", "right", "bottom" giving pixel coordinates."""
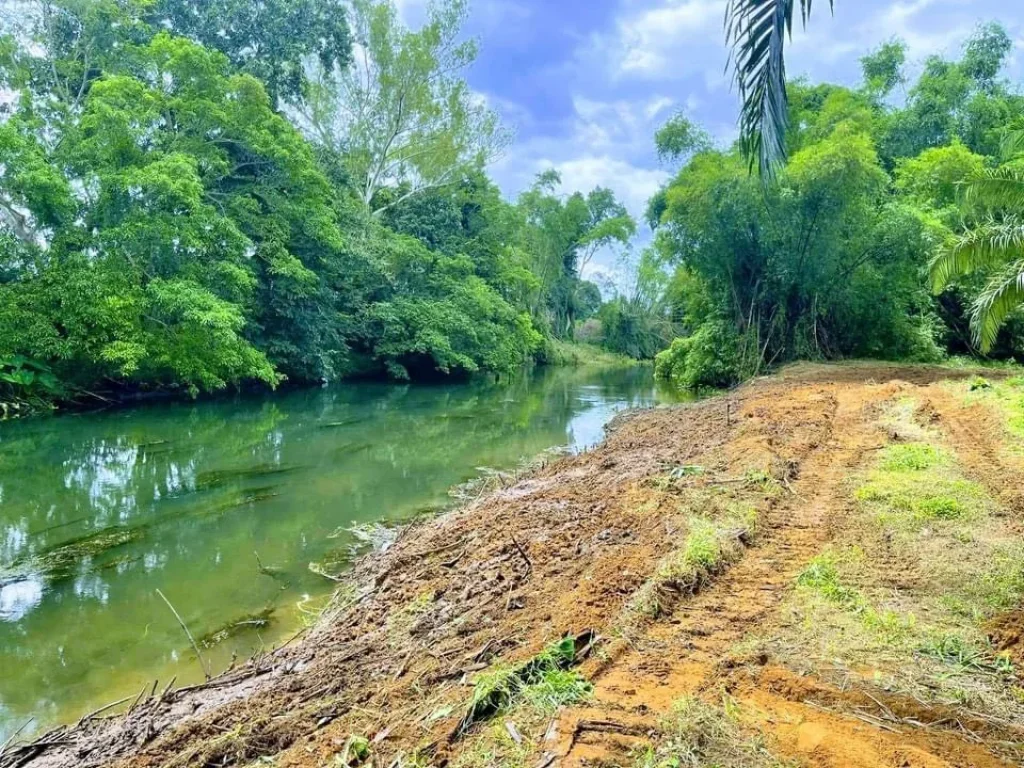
[
  {"left": 7, "top": 2, "right": 1024, "bottom": 768},
  {"left": 5, "top": 4, "right": 1024, "bottom": 412}
]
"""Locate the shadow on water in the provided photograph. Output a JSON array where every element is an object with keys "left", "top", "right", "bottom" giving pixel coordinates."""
[{"left": 0, "top": 365, "right": 691, "bottom": 740}]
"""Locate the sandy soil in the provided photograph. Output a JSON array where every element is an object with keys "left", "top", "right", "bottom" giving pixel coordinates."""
[{"left": 6, "top": 362, "right": 1023, "bottom": 768}]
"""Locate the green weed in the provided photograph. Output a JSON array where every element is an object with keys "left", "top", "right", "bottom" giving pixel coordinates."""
[
  {"left": 629, "top": 510, "right": 754, "bottom": 620},
  {"left": 855, "top": 474, "right": 983, "bottom": 528},
  {"left": 460, "top": 637, "right": 591, "bottom": 733},
  {"left": 878, "top": 443, "right": 944, "bottom": 472},
  {"left": 633, "top": 696, "right": 789, "bottom": 768},
  {"left": 796, "top": 554, "right": 861, "bottom": 607},
  {"left": 919, "top": 633, "right": 1015, "bottom": 677}
]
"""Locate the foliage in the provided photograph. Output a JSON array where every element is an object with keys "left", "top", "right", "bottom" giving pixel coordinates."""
[
  {"left": 362, "top": 232, "right": 542, "bottom": 379},
  {"left": 147, "top": 0, "right": 353, "bottom": 104},
  {"left": 0, "top": 0, "right": 620, "bottom": 403},
  {"left": 301, "top": 0, "right": 510, "bottom": 215},
  {"left": 931, "top": 129, "right": 1024, "bottom": 352},
  {"left": 655, "top": 321, "right": 743, "bottom": 390},
  {"left": 724, "top": 0, "right": 834, "bottom": 177}
]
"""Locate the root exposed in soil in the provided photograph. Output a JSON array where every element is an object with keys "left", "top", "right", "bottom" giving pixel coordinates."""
[{"left": 8, "top": 362, "right": 1024, "bottom": 768}]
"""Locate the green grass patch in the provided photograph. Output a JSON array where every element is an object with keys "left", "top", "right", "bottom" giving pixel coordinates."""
[
  {"left": 628, "top": 508, "right": 756, "bottom": 621},
  {"left": 878, "top": 443, "right": 945, "bottom": 472},
  {"left": 453, "top": 638, "right": 593, "bottom": 768},
  {"left": 796, "top": 552, "right": 916, "bottom": 643},
  {"left": 797, "top": 554, "right": 861, "bottom": 607},
  {"left": 633, "top": 696, "right": 790, "bottom": 768},
  {"left": 541, "top": 339, "right": 639, "bottom": 368},
  {"left": 855, "top": 472, "right": 984, "bottom": 529},
  {"left": 459, "top": 637, "right": 591, "bottom": 735}
]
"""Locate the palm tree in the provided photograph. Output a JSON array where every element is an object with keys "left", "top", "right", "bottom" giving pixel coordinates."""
[
  {"left": 725, "top": 0, "right": 834, "bottom": 177},
  {"left": 931, "top": 129, "right": 1024, "bottom": 351}
]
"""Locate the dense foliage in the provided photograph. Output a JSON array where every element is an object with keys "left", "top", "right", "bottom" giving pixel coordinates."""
[
  {"left": 648, "top": 25, "right": 1024, "bottom": 389},
  {"left": 4, "top": 1, "right": 1024, "bottom": 405},
  {"left": 0, "top": 0, "right": 626, "bottom": 403}
]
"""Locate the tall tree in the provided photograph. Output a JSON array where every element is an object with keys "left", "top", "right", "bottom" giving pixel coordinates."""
[
  {"left": 301, "top": 0, "right": 510, "bottom": 215},
  {"left": 146, "top": 0, "right": 354, "bottom": 105}
]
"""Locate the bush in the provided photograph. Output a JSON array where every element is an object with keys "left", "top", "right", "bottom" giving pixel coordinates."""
[{"left": 655, "top": 321, "right": 742, "bottom": 390}]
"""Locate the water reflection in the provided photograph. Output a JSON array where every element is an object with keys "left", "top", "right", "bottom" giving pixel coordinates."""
[{"left": 0, "top": 366, "right": 686, "bottom": 740}]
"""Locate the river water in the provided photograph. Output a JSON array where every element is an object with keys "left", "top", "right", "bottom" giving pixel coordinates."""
[{"left": 0, "top": 365, "right": 684, "bottom": 741}]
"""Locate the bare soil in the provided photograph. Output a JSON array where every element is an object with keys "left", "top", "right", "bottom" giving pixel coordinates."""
[{"left": 7, "top": 363, "right": 1024, "bottom": 768}]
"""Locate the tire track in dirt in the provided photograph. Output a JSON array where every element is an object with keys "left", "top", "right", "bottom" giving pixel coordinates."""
[
  {"left": 549, "top": 384, "right": 859, "bottom": 765},
  {"left": 551, "top": 380, "right": 1017, "bottom": 768},
  {"left": 922, "top": 386, "right": 1024, "bottom": 521}
]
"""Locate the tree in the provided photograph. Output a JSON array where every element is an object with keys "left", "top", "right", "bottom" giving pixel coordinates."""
[
  {"left": 931, "top": 127, "right": 1024, "bottom": 352},
  {"left": 861, "top": 39, "right": 906, "bottom": 100},
  {"left": 517, "top": 173, "right": 636, "bottom": 337},
  {"left": 0, "top": 22, "right": 348, "bottom": 392},
  {"left": 654, "top": 113, "right": 712, "bottom": 166},
  {"left": 301, "top": 0, "right": 510, "bottom": 215},
  {"left": 961, "top": 22, "right": 1013, "bottom": 91},
  {"left": 146, "top": 0, "right": 354, "bottom": 104}
]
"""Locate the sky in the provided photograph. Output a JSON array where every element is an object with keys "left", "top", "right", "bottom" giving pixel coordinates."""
[{"left": 401, "top": 0, "right": 1024, "bottom": 285}]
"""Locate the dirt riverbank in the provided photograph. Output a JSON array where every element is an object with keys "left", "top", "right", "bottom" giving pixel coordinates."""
[{"left": 7, "top": 362, "right": 1024, "bottom": 768}]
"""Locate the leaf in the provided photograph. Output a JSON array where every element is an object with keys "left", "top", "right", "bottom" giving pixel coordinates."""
[{"left": 725, "top": 0, "right": 834, "bottom": 178}]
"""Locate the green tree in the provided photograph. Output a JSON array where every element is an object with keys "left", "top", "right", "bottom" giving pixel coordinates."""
[
  {"left": 517, "top": 173, "right": 635, "bottom": 337},
  {"left": 861, "top": 39, "right": 906, "bottom": 100},
  {"left": 146, "top": 0, "right": 353, "bottom": 104},
  {"left": 0, "top": 23, "right": 347, "bottom": 392},
  {"left": 301, "top": 0, "right": 510, "bottom": 215}
]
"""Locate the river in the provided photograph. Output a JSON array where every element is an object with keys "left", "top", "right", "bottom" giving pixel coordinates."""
[{"left": 0, "top": 365, "right": 685, "bottom": 741}]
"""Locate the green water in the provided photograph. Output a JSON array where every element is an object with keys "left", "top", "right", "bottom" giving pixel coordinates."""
[{"left": 0, "top": 366, "right": 684, "bottom": 740}]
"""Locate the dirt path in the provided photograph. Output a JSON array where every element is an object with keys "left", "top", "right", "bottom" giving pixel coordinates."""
[
  {"left": 551, "top": 377, "right": 1019, "bottom": 768},
  {"left": 6, "top": 364, "right": 1023, "bottom": 768}
]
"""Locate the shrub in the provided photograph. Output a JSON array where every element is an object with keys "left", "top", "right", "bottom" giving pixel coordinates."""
[{"left": 654, "top": 320, "right": 741, "bottom": 390}]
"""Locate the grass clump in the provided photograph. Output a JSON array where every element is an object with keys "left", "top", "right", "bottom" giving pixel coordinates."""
[
  {"left": 855, "top": 467, "right": 984, "bottom": 529},
  {"left": 633, "top": 696, "right": 790, "bottom": 768},
  {"left": 454, "top": 638, "right": 592, "bottom": 768},
  {"left": 919, "top": 633, "right": 1015, "bottom": 677},
  {"left": 796, "top": 554, "right": 861, "bottom": 607},
  {"left": 878, "top": 443, "right": 945, "bottom": 472},
  {"left": 795, "top": 551, "right": 916, "bottom": 643},
  {"left": 629, "top": 509, "right": 755, "bottom": 621},
  {"left": 459, "top": 636, "right": 591, "bottom": 734}
]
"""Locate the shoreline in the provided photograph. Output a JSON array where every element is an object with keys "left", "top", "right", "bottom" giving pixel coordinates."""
[{"left": 6, "top": 362, "right": 1024, "bottom": 768}]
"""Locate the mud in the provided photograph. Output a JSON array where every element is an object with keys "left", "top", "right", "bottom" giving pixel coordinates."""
[{"left": 6, "top": 363, "right": 1023, "bottom": 768}]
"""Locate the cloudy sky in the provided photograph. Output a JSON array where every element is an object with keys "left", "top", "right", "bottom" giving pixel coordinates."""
[{"left": 404, "top": 0, "right": 1024, "bottom": 283}]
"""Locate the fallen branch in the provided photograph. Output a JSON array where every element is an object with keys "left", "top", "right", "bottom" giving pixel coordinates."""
[{"left": 156, "top": 588, "right": 211, "bottom": 680}]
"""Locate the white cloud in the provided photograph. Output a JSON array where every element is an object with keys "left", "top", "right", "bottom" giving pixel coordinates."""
[
  {"left": 575, "top": 0, "right": 727, "bottom": 82},
  {"left": 615, "top": 0, "right": 727, "bottom": 79},
  {"left": 645, "top": 96, "right": 674, "bottom": 120},
  {"left": 552, "top": 155, "right": 668, "bottom": 217}
]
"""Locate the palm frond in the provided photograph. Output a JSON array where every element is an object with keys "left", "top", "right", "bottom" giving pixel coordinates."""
[
  {"left": 930, "top": 217, "right": 1024, "bottom": 292},
  {"left": 962, "top": 166, "right": 1024, "bottom": 211},
  {"left": 999, "top": 127, "right": 1024, "bottom": 161},
  {"left": 725, "top": 0, "right": 833, "bottom": 178},
  {"left": 971, "top": 259, "right": 1024, "bottom": 352}
]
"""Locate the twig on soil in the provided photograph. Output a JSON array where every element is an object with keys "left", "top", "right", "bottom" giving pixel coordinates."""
[
  {"left": 509, "top": 533, "right": 532, "bottom": 572},
  {"left": 127, "top": 683, "right": 148, "bottom": 714},
  {"left": 77, "top": 694, "right": 134, "bottom": 725},
  {"left": 156, "top": 588, "right": 211, "bottom": 680},
  {"left": 159, "top": 676, "right": 177, "bottom": 702}
]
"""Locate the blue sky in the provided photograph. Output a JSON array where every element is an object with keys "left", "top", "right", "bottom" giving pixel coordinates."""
[{"left": 402, "top": 0, "right": 1024, "bottom": 284}]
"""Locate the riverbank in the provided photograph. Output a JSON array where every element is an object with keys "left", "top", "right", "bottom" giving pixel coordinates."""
[{"left": 8, "top": 362, "right": 1024, "bottom": 768}]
